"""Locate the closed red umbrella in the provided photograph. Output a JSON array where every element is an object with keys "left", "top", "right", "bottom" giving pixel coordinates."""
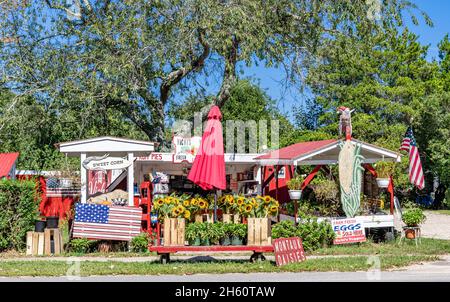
[
  {"left": 188, "top": 106, "right": 226, "bottom": 221},
  {"left": 188, "top": 105, "right": 226, "bottom": 190}
]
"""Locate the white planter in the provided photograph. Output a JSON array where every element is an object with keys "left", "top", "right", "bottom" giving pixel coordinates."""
[
  {"left": 288, "top": 190, "right": 302, "bottom": 200},
  {"left": 60, "top": 178, "right": 73, "bottom": 188},
  {"left": 376, "top": 178, "right": 390, "bottom": 188}
]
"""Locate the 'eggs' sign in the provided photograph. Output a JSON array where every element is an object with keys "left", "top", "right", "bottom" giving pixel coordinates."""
[
  {"left": 273, "top": 237, "right": 306, "bottom": 266},
  {"left": 331, "top": 218, "right": 366, "bottom": 245}
]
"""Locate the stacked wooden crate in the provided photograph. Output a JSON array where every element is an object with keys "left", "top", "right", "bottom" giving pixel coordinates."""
[
  {"left": 26, "top": 228, "right": 63, "bottom": 256},
  {"left": 163, "top": 218, "right": 185, "bottom": 246},
  {"left": 247, "top": 218, "right": 272, "bottom": 246}
]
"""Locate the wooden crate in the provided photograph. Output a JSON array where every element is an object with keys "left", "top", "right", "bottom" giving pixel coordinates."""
[
  {"left": 247, "top": 218, "right": 272, "bottom": 246},
  {"left": 44, "top": 228, "right": 63, "bottom": 255},
  {"left": 194, "top": 214, "right": 214, "bottom": 223},
  {"left": 163, "top": 218, "right": 185, "bottom": 246},
  {"left": 26, "top": 231, "right": 45, "bottom": 256},
  {"left": 222, "top": 214, "right": 241, "bottom": 224}
]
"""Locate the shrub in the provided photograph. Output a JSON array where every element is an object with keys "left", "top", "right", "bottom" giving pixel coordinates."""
[
  {"left": 68, "top": 238, "right": 95, "bottom": 253},
  {"left": 402, "top": 208, "right": 426, "bottom": 227},
  {"left": 130, "top": 233, "right": 150, "bottom": 253},
  {"left": 287, "top": 175, "right": 304, "bottom": 190},
  {"left": 272, "top": 218, "right": 335, "bottom": 252},
  {"left": 0, "top": 179, "right": 39, "bottom": 251}
]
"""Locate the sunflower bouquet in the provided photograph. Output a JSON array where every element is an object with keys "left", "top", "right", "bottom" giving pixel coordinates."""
[
  {"left": 218, "top": 194, "right": 241, "bottom": 214},
  {"left": 239, "top": 195, "right": 279, "bottom": 218},
  {"left": 152, "top": 193, "right": 192, "bottom": 219}
]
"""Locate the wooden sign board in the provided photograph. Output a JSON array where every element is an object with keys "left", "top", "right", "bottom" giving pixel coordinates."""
[
  {"left": 273, "top": 237, "right": 306, "bottom": 266},
  {"left": 332, "top": 217, "right": 366, "bottom": 245},
  {"left": 83, "top": 155, "right": 132, "bottom": 171}
]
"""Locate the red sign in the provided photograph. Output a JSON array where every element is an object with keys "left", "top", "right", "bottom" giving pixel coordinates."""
[
  {"left": 273, "top": 237, "right": 306, "bottom": 266},
  {"left": 331, "top": 217, "right": 366, "bottom": 245}
]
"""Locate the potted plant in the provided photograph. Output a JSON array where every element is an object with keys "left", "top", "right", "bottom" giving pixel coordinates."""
[
  {"left": 230, "top": 224, "right": 247, "bottom": 245},
  {"left": 287, "top": 175, "right": 304, "bottom": 200},
  {"left": 185, "top": 222, "right": 202, "bottom": 246},
  {"left": 220, "top": 223, "right": 232, "bottom": 246},
  {"left": 402, "top": 207, "right": 426, "bottom": 239},
  {"left": 375, "top": 161, "right": 395, "bottom": 188},
  {"left": 210, "top": 223, "right": 225, "bottom": 245},
  {"left": 199, "top": 223, "right": 210, "bottom": 246}
]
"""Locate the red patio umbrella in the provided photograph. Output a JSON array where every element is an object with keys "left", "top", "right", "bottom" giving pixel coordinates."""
[{"left": 188, "top": 105, "right": 226, "bottom": 220}]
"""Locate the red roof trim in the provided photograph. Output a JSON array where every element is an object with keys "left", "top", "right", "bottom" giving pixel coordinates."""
[
  {"left": 255, "top": 139, "right": 337, "bottom": 161},
  {"left": 0, "top": 152, "right": 19, "bottom": 178}
]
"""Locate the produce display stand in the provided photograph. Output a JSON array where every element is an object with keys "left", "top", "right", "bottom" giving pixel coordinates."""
[{"left": 149, "top": 244, "right": 273, "bottom": 264}]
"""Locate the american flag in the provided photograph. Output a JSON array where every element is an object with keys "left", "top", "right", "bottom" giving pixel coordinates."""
[
  {"left": 73, "top": 203, "right": 142, "bottom": 241},
  {"left": 400, "top": 127, "right": 425, "bottom": 190}
]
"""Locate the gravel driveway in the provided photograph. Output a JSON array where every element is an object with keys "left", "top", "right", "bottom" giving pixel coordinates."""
[{"left": 420, "top": 211, "right": 450, "bottom": 240}]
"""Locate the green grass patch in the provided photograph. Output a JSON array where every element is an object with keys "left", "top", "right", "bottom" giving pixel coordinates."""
[
  {"left": 0, "top": 255, "right": 438, "bottom": 277},
  {"left": 434, "top": 210, "right": 450, "bottom": 215},
  {"left": 312, "top": 238, "right": 450, "bottom": 256}
]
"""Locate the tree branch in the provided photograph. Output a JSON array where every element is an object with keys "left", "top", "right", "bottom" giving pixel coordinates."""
[{"left": 215, "top": 36, "right": 239, "bottom": 108}]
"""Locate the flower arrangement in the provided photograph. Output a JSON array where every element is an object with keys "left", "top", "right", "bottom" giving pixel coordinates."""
[
  {"left": 219, "top": 194, "right": 279, "bottom": 218},
  {"left": 153, "top": 193, "right": 210, "bottom": 220}
]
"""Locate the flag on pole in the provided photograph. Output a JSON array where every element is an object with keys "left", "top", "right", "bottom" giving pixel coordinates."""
[{"left": 400, "top": 127, "right": 425, "bottom": 190}]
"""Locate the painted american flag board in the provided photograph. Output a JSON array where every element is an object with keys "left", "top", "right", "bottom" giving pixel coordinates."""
[{"left": 73, "top": 203, "right": 142, "bottom": 241}]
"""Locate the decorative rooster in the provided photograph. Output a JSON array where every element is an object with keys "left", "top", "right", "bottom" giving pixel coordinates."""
[{"left": 337, "top": 106, "right": 355, "bottom": 140}]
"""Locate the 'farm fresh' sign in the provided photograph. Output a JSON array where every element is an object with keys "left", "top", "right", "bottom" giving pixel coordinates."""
[{"left": 331, "top": 217, "right": 366, "bottom": 245}]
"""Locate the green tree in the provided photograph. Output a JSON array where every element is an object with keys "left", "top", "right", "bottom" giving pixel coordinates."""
[{"left": 0, "top": 0, "right": 423, "bottom": 148}]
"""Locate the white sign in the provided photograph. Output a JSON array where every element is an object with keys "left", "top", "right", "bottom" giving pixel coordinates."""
[
  {"left": 173, "top": 136, "right": 201, "bottom": 163},
  {"left": 331, "top": 217, "right": 366, "bottom": 245},
  {"left": 83, "top": 155, "right": 132, "bottom": 171}
]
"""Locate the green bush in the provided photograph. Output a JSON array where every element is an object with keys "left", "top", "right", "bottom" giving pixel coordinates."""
[
  {"left": 130, "top": 233, "right": 150, "bottom": 253},
  {"left": 68, "top": 238, "right": 95, "bottom": 253},
  {"left": 0, "top": 179, "right": 39, "bottom": 251},
  {"left": 272, "top": 218, "right": 335, "bottom": 252}
]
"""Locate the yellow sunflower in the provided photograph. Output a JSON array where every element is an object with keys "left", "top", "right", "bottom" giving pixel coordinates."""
[
  {"left": 237, "top": 197, "right": 245, "bottom": 205},
  {"left": 184, "top": 210, "right": 191, "bottom": 220},
  {"left": 270, "top": 205, "right": 278, "bottom": 212},
  {"left": 164, "top": 197, "right": 171, "bottom": 204},
  {"left": 177, "top": 205, "right": 185, "bottom": 213},
  {"left": 245, "top": 204, "right": 253, "bottom": 213},
  {"left": 263, "top": 196, "right": 272, "bottom": 203},
  {"left": 155, "top": 198, "right": 164, "bottom": 206},
  {"left": 183, "top": 200, "right": 190, "bottom": 207},
  {"left": 198, "top": 200, "right": 206, "bottom": 209}
]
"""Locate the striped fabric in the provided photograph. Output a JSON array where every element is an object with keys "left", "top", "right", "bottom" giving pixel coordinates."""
[
  {"left": 73, "top": 203, "right": 142, "bottom": 241},
  {"left": 400, "top": 127, "right": 425, "bottom": 190}
]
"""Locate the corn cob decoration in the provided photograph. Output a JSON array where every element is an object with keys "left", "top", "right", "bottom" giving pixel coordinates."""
[{"left": 338, "top": 141, "right": 365, "bottom": 218}]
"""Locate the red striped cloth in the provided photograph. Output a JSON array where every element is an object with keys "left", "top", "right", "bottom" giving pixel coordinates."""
[
  {"left": 400, "top": 127, "right": 425, "bottom": 190},
  {"left": 73, "top": 204, "right": 142, "bottom": 241}
]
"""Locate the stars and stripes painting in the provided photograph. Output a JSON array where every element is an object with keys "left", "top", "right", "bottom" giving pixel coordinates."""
[
  {"left": 73, "top": 203, "right": 142, "bottom": 241},
  {"left": 400, "top": 127, "right": 425, "bottom": 190}
]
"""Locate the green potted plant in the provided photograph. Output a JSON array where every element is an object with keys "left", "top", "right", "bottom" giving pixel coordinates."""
[
  {"left": 210, "top": 223, "right": 225, "bottom": 245},
  {"left": 220, "top": 223, "right": 232, "bottom": 246},
  {"left": 375, "top": 161, "right": 395, "bottom": 188},
  {"left": 230, "top": 224, "right": 247, "bottom": 245},
  {"left": 287, "top": 175, "right": 304, "bottom": 200},
  {"left": 185, "top": 222, "right": 202, "bottom": 246},
  {"left": 402, "top": 208, "right": 426, "bottom": 239},
  {"left": 200, "top": 222, "right": 211, "bottom": 246}
]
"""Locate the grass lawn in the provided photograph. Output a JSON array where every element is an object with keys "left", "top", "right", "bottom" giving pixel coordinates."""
[
  {"left": 312, "top": 238, "right": 450, "bottom": 256},
  {"left": 434, "top": 210, "right": 450, "bottom": 215},
  {"left": 0, "top": 255, "right": 438, "bottom": 277}
]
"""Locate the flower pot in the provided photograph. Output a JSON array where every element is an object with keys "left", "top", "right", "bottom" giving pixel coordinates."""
[
  {"left": 200, "top": 238, "right": 210, "bottom": 246},
  {"left": 220, "top": 236, "right": 231, "bottom": 246},
  {"left": 231, "top": 235, "right": 243, "bottom": 245},
  {"left": 189, "top": 237, "right": 201, "bottom": 246},
  {"left": 35, "top": 220, "right": 46, "bottom": 232},
  {"left": 288, "top": 190, "right": 302, "bottom": 200},
  {"left": 376, "top": 178, "right": 390, "bottom": 188},
  {"left": 405, "top": 228, "right": 417, "bottom": 239},
  {"left": 46, "top": 216, "right": 59, "bottom": 229}
]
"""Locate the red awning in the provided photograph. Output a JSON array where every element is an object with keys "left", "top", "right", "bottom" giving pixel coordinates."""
[
  {"left": 255, "top": 139, "right": 337, "bottom": 163},
  {"left": 0, "top": 152, "right": 19, "bottom": 178}
]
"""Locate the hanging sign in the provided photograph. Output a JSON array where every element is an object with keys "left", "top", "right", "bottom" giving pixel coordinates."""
[
  {"left": 83, "top": 154, "right": 132, "bottom": 171},
  {"left": 173, "top": 136, "right": 201, "bottom": 163},
  {"left": 331, "top": 217, "right": 366, "bottom": 245},
  {"left": 273, "top": 237, "right": 306, "bottom": 266}
]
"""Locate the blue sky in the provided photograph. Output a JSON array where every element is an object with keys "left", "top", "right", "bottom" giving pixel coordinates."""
[{"left": 238, "top": 0, "right": 450, "bottom": 119}]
